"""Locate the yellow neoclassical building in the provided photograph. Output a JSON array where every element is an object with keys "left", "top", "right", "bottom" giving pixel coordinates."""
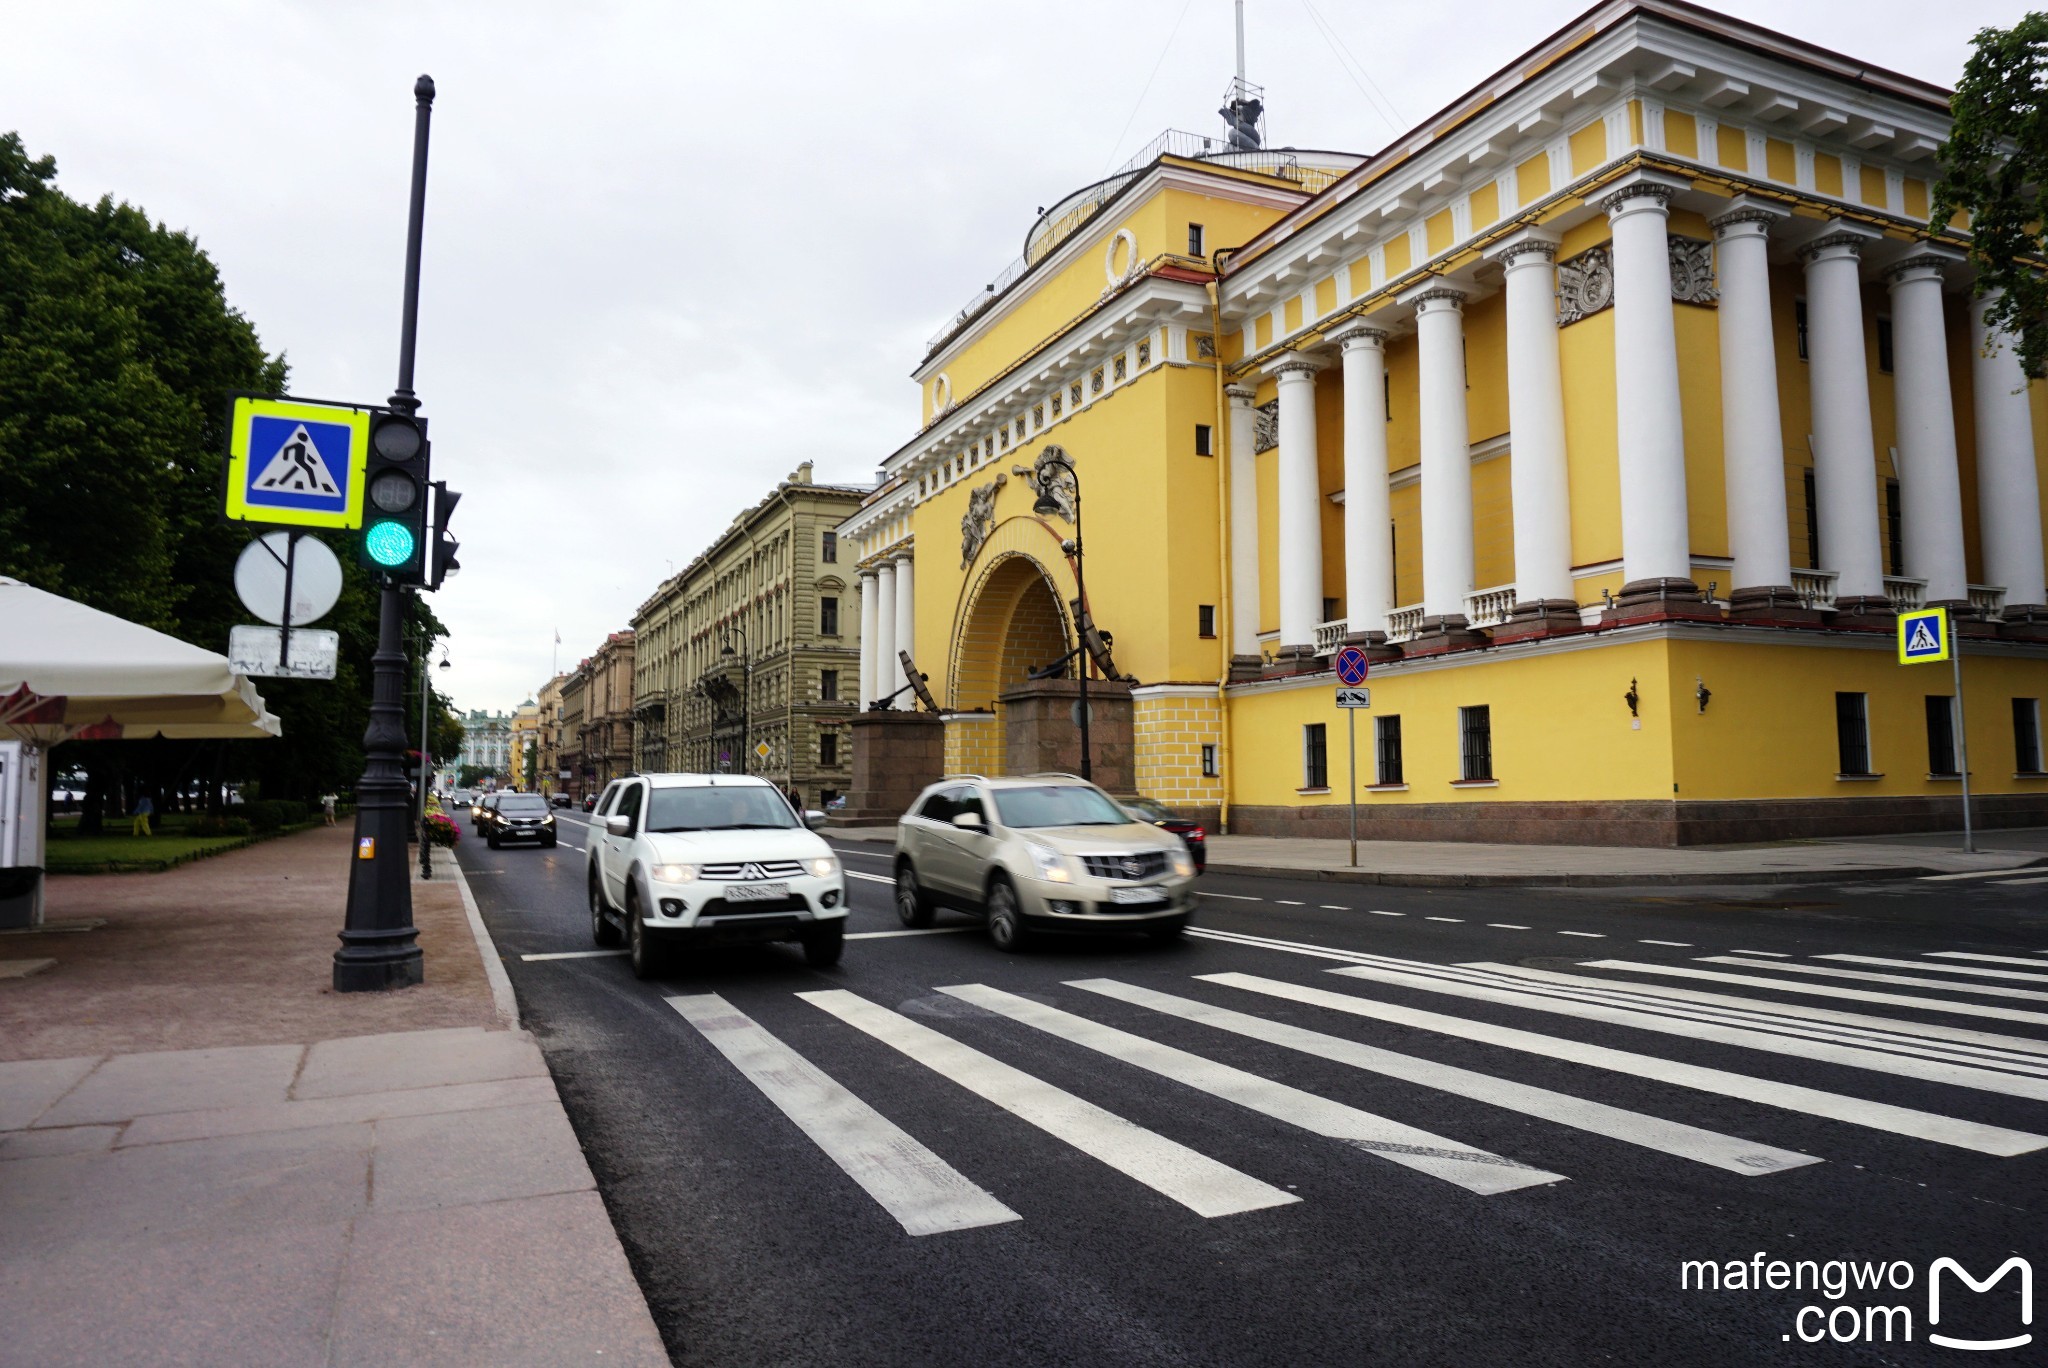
[{"left": 838, "top": 0, "right": 2048, "bottom": 845}]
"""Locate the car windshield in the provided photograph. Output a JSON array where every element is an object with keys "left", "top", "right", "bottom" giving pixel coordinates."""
[
  {"left": 993, "top": 785, "right": 1132, "bottom": 829},
  {"left": 498, "top": 796, "right": 548, "bottom": 814},
  {"left": 1122, "top": 798, "right": 1172, "bottom": 821},
  {"left": 646, "top": 785, "right": 799, "bottom": 833}
]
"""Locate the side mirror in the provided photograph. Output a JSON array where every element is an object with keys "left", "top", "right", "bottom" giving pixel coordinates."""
[
  {"left": 803, "top": 809, "right": 827, "bottom": 830},
  {"left": 951, "top": 811, "right": 986, "bottom": 831},
  {"left": 606, "top": 814, "right": 632, "bottom": 837}
]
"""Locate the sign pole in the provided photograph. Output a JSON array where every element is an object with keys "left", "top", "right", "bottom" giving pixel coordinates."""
[
  {"left": 1953, "top": 619, "right": 1974, "bottom": 854},
  {"left": 1347, "top": 706, "right": 1358, "bottom": 868}
]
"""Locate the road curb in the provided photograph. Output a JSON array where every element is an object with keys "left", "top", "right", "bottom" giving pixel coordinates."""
[
  {"left": 1199, "top": 856, "right": 2048, "bottom": 888},
  {"left": 444, "top": 848, "right": 520, "bottom": 1028}
]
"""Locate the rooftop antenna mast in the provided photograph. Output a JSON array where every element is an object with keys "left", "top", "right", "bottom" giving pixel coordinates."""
[{"left": 1220, "top": 0, "right": 1265, "bottom": 150}]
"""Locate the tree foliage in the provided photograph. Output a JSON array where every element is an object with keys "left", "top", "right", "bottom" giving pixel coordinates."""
[{"left": 1933, "top": 13, "right": 2048, "bottom": 380}]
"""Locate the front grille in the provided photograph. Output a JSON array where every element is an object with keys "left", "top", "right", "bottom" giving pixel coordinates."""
[
  {"left": 700, "top": 861, "right": 807, "bottom": 881},
  {"left": 1080, "top": 851, "right": 1171, "bottom": 881}
]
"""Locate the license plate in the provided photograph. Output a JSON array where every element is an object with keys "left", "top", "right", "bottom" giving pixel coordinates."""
[
  {"left": 1110, "top": 885, "right": 1167, "bottom": 905},
  {"left": 723, "top": 882, "right": 789, "bottom": 903}
]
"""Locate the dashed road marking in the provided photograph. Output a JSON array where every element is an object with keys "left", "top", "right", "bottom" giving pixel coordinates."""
[
  {"left": 1425, "top": 917, "right": 1464, "bottom": 923},
  {"left": 1198, "top": 892, "right": 1264, "bottom": 902},
  {"left": 1639, "top": 940, "right": 1692, "bottom": 947},
  {"left": 1320, "top": 905, "right": 1349, "bottom": 911},
  {"left": 1558, "top": 931, "right": 1605, "bottom": 939},
  {"left": 1368, "top": 910, "right": 1404, "bottom": 917},
  {"left": 1488, "top": 924, "right": 1531, "bottom": 930},
  {"left": 1993, "top": 876, "right": 2048, "bottom": 886},
  {"left": 522, "top": 950, "right": 627, "bottom": 961},
  {"left": 1276, "top": 900, "right": 1305, "bottom": 906}
]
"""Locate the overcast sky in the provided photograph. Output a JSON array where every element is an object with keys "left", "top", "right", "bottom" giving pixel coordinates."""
[{"left": 2, "top": 0, "right": 2012, "bottom": 715}]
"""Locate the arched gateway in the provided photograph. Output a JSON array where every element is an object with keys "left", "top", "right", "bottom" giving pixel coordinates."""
[{"left": 949, "top": 547, "right": 1072, "bottom": 712}]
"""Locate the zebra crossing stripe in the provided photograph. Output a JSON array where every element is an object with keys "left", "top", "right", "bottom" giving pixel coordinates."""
[
  {"left": 1326, "top": 962, "right": 2048, "bottom": 1103},
  {"left": 1701, "top": 955, "right": 2048, "bottom": 1005},
  {"left": 667, "top": 994, "right": 1019, "bottom": 1237},
  {"left": 1065, "top": 978, "right": 1817, "bottom": 1177},
  {"left": 796, "top": 989, "right": 1297, "bottom": 1219},
  {"left": 1821, "top": 954, "right": 2048, "bottom": 985},
  {"left": 1201, "top": 973, "right": 2047, "bottom": 1157},
  {"left": 1926, "top": 952, "right": 2048, "bottom": 968},
  {"left": 938, "top": 983, "right": 1563, "bottom": 1196}
]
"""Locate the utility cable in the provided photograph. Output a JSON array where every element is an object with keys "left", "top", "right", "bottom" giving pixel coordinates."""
[
  {"left": 1298, "top": 0, "right": 1406, "bottom": 137},
  {"left": 1100, "top": 0, "right": 1200, "bottom": 175}
]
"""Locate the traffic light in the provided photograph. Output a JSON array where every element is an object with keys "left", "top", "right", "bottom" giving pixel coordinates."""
[
  {"left": 360, "top": 410, "right": 430, "bottom": 581},
  {"left": 428, "top": 483, "right": 461, "bottom": 590}
]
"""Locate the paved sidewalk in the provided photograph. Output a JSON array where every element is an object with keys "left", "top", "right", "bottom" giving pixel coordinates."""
[
  {"left": 828, "top": 823, "right": 2048, "bottom": 886},
  {"left": 0, "top": 827, "right": 667, "bottom": 1366}
]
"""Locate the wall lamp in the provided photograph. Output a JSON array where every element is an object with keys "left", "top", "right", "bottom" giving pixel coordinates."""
[
  {"left": 1696, "top": 676, "right": 1712, "bottom": 713},
  {"left": 1623, "top": 677, "right": 1640, "bottom": 717}
]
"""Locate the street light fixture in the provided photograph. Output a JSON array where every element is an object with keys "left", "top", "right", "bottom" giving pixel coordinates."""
[
  {"left": 721, "top": 626, "right": 750, "bottom": 777},
  {"left": 1031, "top": 450, "right": 1091, "bottom": 782}
]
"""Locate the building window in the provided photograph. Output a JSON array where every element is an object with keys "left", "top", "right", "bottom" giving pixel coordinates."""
[
  {"left": 1197, "top": 604, "right": 1216, "bottom": 638},
  {"left": 1195, "top": 423, "right": 1213, "bottom": 456},
  {"left": 1877, "top": 317, "right": 1895, "bottom": 373},
  {"left": 1302, "top": 723, "right": 1328, "bottom": 789},
  {"left": 1885, "top": 479, "right": 1903, "bottom": 577},
  {"left": 820, "top": 596, "right": 839, "bottom": 636},
  {"left": 822, "top": 531, "right": 837, "bottom": 563},
  {"left": 2015, "top": 698, "right": 2043, "bottom": 773},
  {"left": 1188, "top": 223, "right": 1205, "bottom": 257},
  {"left": 1201, "top": 743, "right": 1218, "bottom": 778},
  {"left": 1460, "top": 706, "right": 1493, "bottom": 781},
  {"left": 1376, "top": 715, "right": 1404, "bottom": 785},
  {"left": 1802, "top": 468, "right": 1820, "bottom": 568},
  {"left": 820, "top": 669, "right": 839, "bottom": 702},
  {"left": 1795, "top": 299, "right": 1809, "bottom": 360},
  {"left": 820, "top": 732, "right": 838, "bottom": 767},
  {"left": 1925, "top": 695, "right": 1958, "bottom": 776},
  {"left": 1836, "top": 692, "right": 1872, "bottom": 775}
]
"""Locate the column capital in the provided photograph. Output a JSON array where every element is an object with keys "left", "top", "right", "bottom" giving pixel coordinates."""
[
  {"left": 1395, "top": 277, "right": 1469, "bottom": 311},
  {"left": 1481, "top": 226, "right": 1560, "bottom": 268},
  {"left": 1708, "top": 193, "right": 1790, "bottom": 238},
  {"left": 1328, "top": 321, "right": 1390, "bottom": 351},
  {"left": 1797, "top": 218, "right": 1883, "bottom": 266},
  {"left": 1262, "top": 351, "right": 1330, "bottom": 380},
  {"left": 1224, "top": 382, "right": 1258, "bottom": 406},
  {"left": 857, "top": 567, "right": 879, "bottom": 583},
  {"left": 1884, "top": 244, "right": 1967, "bottom": 288},
  {"left": 1597, "top": 168, "right": 1691, "bottom": 220}
]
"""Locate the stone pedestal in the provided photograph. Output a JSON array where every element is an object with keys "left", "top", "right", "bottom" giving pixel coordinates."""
[
  {"left": 1999, "top": 604, "right": 2048, "bottom": 643},
  {"left": 1491, "top": 599, "right": 1584, "bottom": 643},
  {"left": 1261, "top": 645, "right": 1323, "bottom": 679},
  {"left": 1830, "top": 596, "right": 1897, "bottom": 632},
  {"left": 1727, "top": 585, "right": 1824, "bottom": 625},
  {"left": 834, "top": 710, "right": 945, "bottom": 825},
  {"left": 998, "top": 677, "right": 1134, "bottom": 795},
  {"left": 1228, "top": 654, "right": 1265, "bottom": 683},
  {"left": 1607, "top": 577, "right": 1720, "bottom": 624},
  {"left": 1402, "top": 614, "right": 1488, "bottom": 657},
  {"left": 1340, "top": 631, "right": 1403, "bottom": 663}
]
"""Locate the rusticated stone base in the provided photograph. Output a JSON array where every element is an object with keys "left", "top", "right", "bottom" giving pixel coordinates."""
[
  {"left": 1490, "top": 599, "right": 1585, "bottom": 643},
  {"left": 1830, "top": 595, "right": 1897, "bottom": 632},
  {"left": 999, "top": 677, "right": 1135, "bottom": 794},
  {"left": 2000, "top": 605, "right": 2048, "bottom": 643},
  {"left": 833, "top": 710, "right": 945, "bottom": 825},
  {"left": 1225, "top": 793, "right": 2048, "bottom": 848},
  {"left": 1262, "top": 645, "right": 1324, "bottom": 679},
  {"left": 1727, "top": 585, "right": 1825, "bottom": 625},
  {"left": 1607, "top": 577, "right": 1720, "bottom": 624},
  {"left": 1341, "top": 631, "right": 1404, "bottom": 664},
  {"left": 1402, "top": 614, "right": 1488, "bottom": 657},
  {"left": 1228, "top": 653, "right": 1266, "bottom": 683}
]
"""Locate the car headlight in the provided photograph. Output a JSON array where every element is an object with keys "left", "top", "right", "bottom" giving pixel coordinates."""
[
  {"left": 651, "top": 863, "right": 698, "bottom": 882},
  {"left": 1170, "top": 850, "right": 1195, "bottom": 878},
  {"left": 808, "top": 856, "right": 839, "bottom": 878},
  {"left": 542, "top": 815, "right": 555, "bottom": 825},
  {"left": 1026, "top": 844, "right": 1072, "bottom": 883}
]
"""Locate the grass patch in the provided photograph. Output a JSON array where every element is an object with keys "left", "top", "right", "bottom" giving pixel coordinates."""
[{"left": 43, "top": 819, "right": 327, "bottom": 874}]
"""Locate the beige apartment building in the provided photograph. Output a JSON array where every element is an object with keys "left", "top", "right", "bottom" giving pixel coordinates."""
[
  {"left": 535, "top": 672, "right": 568, "bottom": 795},
  {"left": 632, "top": 462, "right": 868, "bottom": 808},
  {"left": 557, "top": 669, "right": 588, "bottom": 800},
  {"left": 575, "top": 631, "right": 636, "bottom": 797},
  {"left": 507, "top": 698, "right": 541, "bottom": 790}
]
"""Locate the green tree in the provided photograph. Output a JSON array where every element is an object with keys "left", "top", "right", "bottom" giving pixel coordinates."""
[{"left": 1932, "top": 14, "right": 2048, "bottom": 380}]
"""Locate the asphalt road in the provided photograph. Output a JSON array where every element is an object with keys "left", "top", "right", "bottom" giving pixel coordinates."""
[{"left": 457, "top": 809, "right": 2048, "bottom": 1367}]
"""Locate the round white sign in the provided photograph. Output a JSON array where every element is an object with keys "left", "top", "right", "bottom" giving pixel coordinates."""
[{"left": 234, "top": 531, "right": 343, "bottom": 627}]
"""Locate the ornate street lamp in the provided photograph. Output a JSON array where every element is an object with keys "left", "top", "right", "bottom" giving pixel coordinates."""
[{"left": 1031, "top": 450, "right": 1091, "bottom": 782}]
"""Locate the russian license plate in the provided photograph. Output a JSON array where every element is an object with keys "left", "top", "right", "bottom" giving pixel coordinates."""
[
  {"left": 1110, "top": 885, "right": 1167, "bottom": 906},
  {"left": 723, "top": 882, "right": 789, "bottom": 903}
]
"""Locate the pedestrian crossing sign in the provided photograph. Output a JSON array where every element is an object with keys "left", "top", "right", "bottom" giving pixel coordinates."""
[
  {"left": 1898, "top": 607, "right": 1950, "bottom": 664},
  {"left": 223, "top": 395, "right": 372, "bottom": 529}
]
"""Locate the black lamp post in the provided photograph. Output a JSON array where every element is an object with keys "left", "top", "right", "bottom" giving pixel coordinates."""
[
  {"left": 413, "top": 637, "right": 450, "bottom": 880},
  {"left": 721, "top": 625, "right": 750, "bottom": 776},
  {"left": 1031, "top": 450, "right": 1090, "bottom": 782}
]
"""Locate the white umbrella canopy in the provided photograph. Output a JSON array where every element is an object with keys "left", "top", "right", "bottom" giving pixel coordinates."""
[{"left": 0, "top": 576, "right": 282, "bottom": 926}]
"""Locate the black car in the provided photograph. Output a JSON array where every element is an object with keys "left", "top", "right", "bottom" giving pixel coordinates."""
[
  {"left": 1120, "top": 796, "right": 1207, "bottom": 872},
  {"left": 549, "top": 792, "right": 572, "bottom": 808},
  {"left": 472, "top": 793, "right": 498, "bottom": 829},
  {"left": 479, "top": 792, "right": 558, "bottom": 849}
]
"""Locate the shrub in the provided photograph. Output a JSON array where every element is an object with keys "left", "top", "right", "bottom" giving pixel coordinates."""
[
  {"left": 273, "top": 799, "right": 310, "bottom": 826},
  {"left": 242, "top": 800, "right": 288, "bottom": 832},
  {"left": 190, "top": 816, "right": 252, "bottom": 837}
]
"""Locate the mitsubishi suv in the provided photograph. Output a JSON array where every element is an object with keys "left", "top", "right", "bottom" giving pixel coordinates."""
[
  {"left": 894, "top": 773, "right": 1197, "bottom": 951},
  {"left": 586, "top": 773, "right": 848, "bottom": 977}
]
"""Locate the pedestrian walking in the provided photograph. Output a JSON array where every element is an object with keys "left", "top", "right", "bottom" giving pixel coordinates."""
[
  {"left": 321, "top": 792, "right": 337, "bottom": 826},
  {"left": 130, "top": 792, "right": 154, "bottom": 838}
]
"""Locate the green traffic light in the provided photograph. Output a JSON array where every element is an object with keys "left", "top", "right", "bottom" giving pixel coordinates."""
[{"left": 365, "top": 520, "right": 416, "bottom": 567}]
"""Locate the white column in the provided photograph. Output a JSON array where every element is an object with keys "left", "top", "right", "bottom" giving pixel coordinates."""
[
  {"left": 1970, "top": 291, "right": 2047, "bottom": 610},
  {"left": 1410, "top": 285, "right": 1475, "bottom": 622},
  {"left": 857, "top": 569, "right": 879, "bottom": 709},
  {"left": 1886, "top": 251, "right": 1970, "bottom": 605},
  {"left": 893, "top": 553, "right": 916, "bottom": 690},
  {"left": 1225, "top": 383, "right": 1262, "bottom": 658},
  {"left": 1800, "top": 221, "right": 1888, "bottom": 605},
  {"left": 1333, "top": 325, "right": 1394, "bottom": 637},
  {"left": 1601, "top": 171, "right": 1696, "bottom": 595},
  {"left": 872, "top": 559, "right": 897, "bottom": 708},
  {"left": 1492, "top": 231, "right": 1574, "bottom": 606},
  {"left": 1709, "top": 198, "right": 1797, "bottom": 601},
  {"left": 1267, "top": 356, "right": 1327, "bottom": 651}
]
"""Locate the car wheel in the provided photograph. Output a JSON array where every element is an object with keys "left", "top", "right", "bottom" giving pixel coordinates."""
[
  {"left": 544, "top": 835, "right": 558, "bottom": 848},
  {"left": 627, "top": 886, "right": 661, "bottom": 980},
  {"left": 895, "top": 862, "right": 935, "bottom": 928},
  {"left": 985, "top": 876, "right": 1029, "bottom": 952},
  {"left": 486, "top": 832, "right": 501, "bottom": 849},
  {"left": 801, "top": 920, "right": 845, "bottom": 968},
  {"left": 589, "top": 870, "right": 622, "bottom": 947},
  {"left": 1146, "top": 916, "right": 1189, "bottom": 943}
]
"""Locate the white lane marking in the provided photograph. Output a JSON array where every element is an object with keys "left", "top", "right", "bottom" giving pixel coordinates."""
[
  {"left": 553, "top": 841, "right": 583, "bottom": 852},
  {"left": 943, "top": 983, "right": 1563, "bottom": 1195},
  {"left": 1368, "top": 910, "right": 1404, "bottom": 917},
  {"left": 1320, "top": 905, "right": 1349, "bottom": 911},
  {"left": 1558, "top": 931, "right": 1606, "bottom": 939},
  {"left": 798, "top": 989, "right": 1295, "bottom": 1218},
  {"left": 1994, "top": 877, "right": 2048, "bottom": 886},
  {"left": 1425, "top": 917, "right": 1464, "bottom": 923},
  {"left": 1702, "top": 956, "right": 2048, "bottom": 1005},
  {"left": 845, "top": 928, "right": 974, "bottom": 940},
  {"left": 1560, "top": 961, "right": 2048, "bottom": 1059},
  {"left": 1276, "top": 900, "right": 1306, "bottom": 906},
  {"left": 1203, "top": 973, "right": 2046, "bottom": 1157},
  {"left": 1640, "top": 940, "right": 1693, "bottom": 947},
  {"left": 847, "top": 871, "right": 894, "bottom": 884},
  {"left": 1198, "top": 892, "right": 1264, "bottom": 902},
  {"left": 1070, "top": 979, "right": 1815, "bottom": 1177},
  {"left": 668, "top": 993, "right": 1018, "bottom": 1237},
  {"left": 1328, "top": 962, "right": 2048, "bottom": 1102},
  {"left": 1919, "top": 868, "right": 2034, "bottom": 881},
  {"left": 1189, "top": 928, "right": 1374, "bottom": 965},
  {"left": 1928, "top": 951, "right": 2048, "bottom": 967},
  {"left": 1488, "top": 924, "right": 1531, "bottom": 930},
  {"left": 1822, "top": 954, "right": 2048, "bottom": 985},
  {"left": 521, "top": 950, "right": 628, "bottom": 961},
  {"left": 1730, "top": 950, "right": 1790, "bottom": 958}
]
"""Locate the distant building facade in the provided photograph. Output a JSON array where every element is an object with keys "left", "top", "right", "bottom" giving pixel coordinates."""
[
  {"left": 580, "top": 631, "right": 636, "bottom": 794},
  {"left": 535, "top": 672, "right": 569, "bottom": 794},
  {"left": 507, "top": 699, "right": 540, "bottom": 789},
  {"left": 457, "top": 710, "right": 513, "bottom": 781}
]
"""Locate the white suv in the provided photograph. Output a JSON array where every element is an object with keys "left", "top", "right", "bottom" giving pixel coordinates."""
[{"left": 586, "top": 773, "right": 848, "bottom": 977}]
